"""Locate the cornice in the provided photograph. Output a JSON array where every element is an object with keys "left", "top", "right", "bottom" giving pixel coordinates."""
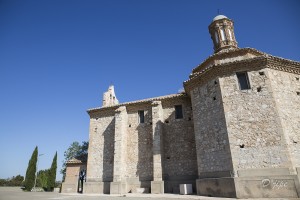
[
  {"left": 66, "top": 158, "right": 86, "bottom": 164},
  {"left": 191, "top": 48, "right": 264, "bottom": 74},
  {"left": 184, "top": 53, "right": 300, "bottom": 94},
  {"left": 265, "top": 55, "right": 300, "bottom": 73},
  {"left": 184, "top": 56, "right": 267, "bottom": 94},
  {"left": 87, "top": 93, "right": 188, "bottom": 114}
]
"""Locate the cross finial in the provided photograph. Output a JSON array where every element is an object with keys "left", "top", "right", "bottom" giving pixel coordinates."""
[{"left": 217, "top": 9, "right": 220, "bottom": 15}]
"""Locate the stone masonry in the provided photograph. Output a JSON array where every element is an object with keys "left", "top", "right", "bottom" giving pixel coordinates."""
[
  {"left": 63, "top": 15, "right": 300, "bottom": 198},
  {"left": 61, "top": 158, "right": 86, "bottom": 193},
  {"left": 84, "top": 94, "right": 198, "bottom": 194}
]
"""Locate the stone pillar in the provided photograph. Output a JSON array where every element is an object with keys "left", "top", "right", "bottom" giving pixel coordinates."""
[
  {"left": 110, "top": 106, "right": 128, "bottom": 194},
  {"left": 151, "top": 101, "right": 164, "bottom": 194}
]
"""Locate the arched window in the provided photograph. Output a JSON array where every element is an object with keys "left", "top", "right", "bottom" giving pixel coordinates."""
[
  {"left": 220, "top": 28, "right": 226, "bottom": 41},
  {"left": 215, "top": 31, "right": 219, "bottom": 44},
  {"left": 228, "top": 29, "right": 233, "bottom": 41}
]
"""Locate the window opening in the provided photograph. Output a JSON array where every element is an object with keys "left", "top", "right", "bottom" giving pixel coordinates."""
[
  {"left": 236, "top": 72, "right": 251, "bottom": 90},
  {"left": 175, "top": 105, "right": 183, "bottom": 119},
  {"left": 215, "top": 31, "right": 219, "bottom": 44},
  {"left": 220, "top": 28, "right": 226, "bottom": 41},
  {"left": 228, "top": 29, "right": 233, "bottom": 40},
  {"left": 138, "top": 110, "right": 145, "bottom": 123}
]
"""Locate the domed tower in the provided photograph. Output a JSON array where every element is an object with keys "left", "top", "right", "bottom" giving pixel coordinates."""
[
  {"left": 209, "top": 15, "right": 238, "bottom": 53},
  {"left": 184, "top": 14, "right": 300, "bottom": 199}
]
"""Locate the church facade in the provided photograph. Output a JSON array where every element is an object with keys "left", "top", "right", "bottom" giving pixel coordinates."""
[{"left": 62, "top": 15, "right": 300, "bottom": 198}]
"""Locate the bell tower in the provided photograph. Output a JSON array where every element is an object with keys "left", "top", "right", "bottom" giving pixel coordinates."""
[
  {"left": 102, "top": 85, "right": 119, "bottom": 107},
  {"left": 209, "top": 15, "right": 238, "bottom": 53}
]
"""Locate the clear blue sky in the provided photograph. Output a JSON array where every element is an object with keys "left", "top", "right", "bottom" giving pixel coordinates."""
[{"left": 0, "top": 0, "right": 299, "bottom": 181}]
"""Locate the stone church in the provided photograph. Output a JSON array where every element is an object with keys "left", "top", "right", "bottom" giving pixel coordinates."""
[{"left": 62, "top": 15, "right": 300, "bottom": 198}]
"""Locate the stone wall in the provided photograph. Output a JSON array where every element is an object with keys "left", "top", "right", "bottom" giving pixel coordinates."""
[
  {"left": 161, "top": 98, "right": 197, "bottom": 176},
  {"left": 161, "top": 97, "right": 197, "bottom": 193},
  {"left": 125, "top": 103, "right": 153, "bottom": 191},
  {"left": 86, "top": 109, "right": 115, "bottom": 182},
  {"left": 191, "top": 78, "right": 233, "bottom": 175},
  {"left": 268, "top": 68, "right": 300, "bottom": 169},
  {"left": 61, "top": 163, "right": 86, "bottom": 193},
  {"left": 85, "top": 94, "right": 198, "bottom": 194},
  {"left": 126, "top": 103, "right": 153, "bottom": 180},
  {"left": 220, "top": 69, "right": 293, "bottom": 173}
]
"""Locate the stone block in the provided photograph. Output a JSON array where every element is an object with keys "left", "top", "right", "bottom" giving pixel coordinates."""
[
  {"left": 133, "top": 188, "right": 149, "bottom": 193},
  {"left": 110, "top": 181, "right": 127, "bottom": 194},
  {"left": 199, "top": 171, "right": 231, "bottom": 178},
  {"left": 196, "top": 178, "right": 236, "bottom": 198},
  {"left": 151, "top": 181, "right": 164, "bottom": 194},
  {"left": 61, "top": 183, "right": 77, "bottom": 193},
  {"left": 235, "top": 175, "right": 299, "bottom": 198},
  {"left": 180, "top": 184, "right": 193, "bottom": 195},
  {"left": 83, "top": 181, "right": 107, "bottom": 194},
  {"left": 296, "top": 167, "right": 300, "bottom": 195},
  {"left": 237, "top": 168, "right": 290, "bottom": 177}
]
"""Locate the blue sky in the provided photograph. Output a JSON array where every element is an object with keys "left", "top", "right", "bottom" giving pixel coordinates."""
[{"left": 0, "top": 0, "right": 299, "bottom": 181}]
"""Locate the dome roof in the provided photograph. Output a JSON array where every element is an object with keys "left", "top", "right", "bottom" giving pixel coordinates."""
[{"left": 212, "top": 15, "right": 228, "bottom": 22}]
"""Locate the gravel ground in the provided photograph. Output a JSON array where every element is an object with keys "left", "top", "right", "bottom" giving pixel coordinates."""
[{"left": 0, "top": 187, "right": 299, "bottom": 200}]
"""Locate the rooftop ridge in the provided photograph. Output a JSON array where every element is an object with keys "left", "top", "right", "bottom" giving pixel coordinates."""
[
  {"left": 87, "top": 93, "right": 187, "bottom": 112},
  {"left": 191, "top": 47, "right": 265, "bottom": 73},
  {"left": 67, "top": 158, "right": 85, "bottom": 164}
]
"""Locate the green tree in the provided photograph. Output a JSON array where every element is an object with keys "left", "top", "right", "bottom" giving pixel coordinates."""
[
  {"left": 61, "top": 141, "right": 88, "bottom": 181},
  {"left": 9, "top": 175, "right": 24, "bottom": 186},
  {"left": 0, "top": 179, "right": 6, "bottom": 186},
  {"left": 47, "top": 152, "right": 57, "bottom": 191},
  {"left": 24, "top": 146, "right": 38, "bottom": 191},
  {"left": 0, "top": 175, "right": 24, "bottom": 186},
  {"left": 36, "top": 169, "right": 49, "bottom": 189}
]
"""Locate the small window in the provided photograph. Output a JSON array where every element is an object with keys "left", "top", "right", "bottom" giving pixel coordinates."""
[
  {"left": 228, "top": 29, "right": 233, "bottom": 41},
  {"left": 138, "top": 110, "right": 145, "bottom": 123},
  {"left": 220, "top": 28, "right": 226, "bottom": 41},
  {"left": 175, "top": 105, "right": 183, "bottom": 119},
  {"left": 236, "top": 72, "right": 251, "bottom": 90},
  {"left": 215, "top": 31, "right": 219, "bottom": 44}
]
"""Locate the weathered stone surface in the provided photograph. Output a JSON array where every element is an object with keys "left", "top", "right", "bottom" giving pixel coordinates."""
[
  {"left": 191, "top": 78, "right": 233, "bottom": 174},
  {"left": 268, "top": 69, "right": 300, "bottom": 170},
  {"left": 133, "top": 187, "right": 149, "bottom": 193},
  {"left": 220, "top": 69, "right": 293, "bottom": 173},
  {"left": 151, "top": 181, "right": 164, "bottom": 194},
  {"left": 110, "top": 181, "right": 127, "bottom": 194},
  {"left": 126, "top": 103, "right": 153, "bottom": 182},
  {"left": 61, "top": 162, "right": 86, "bottom": 193},
  {"left": 63, "top": 14, "right": 300, "bottom": 198},
  {"left": 235, "top": 175, "right": 299, "bottom": 198},
  {"left": 86, "top": 109, "right": 115, "bottom": 182},
  {"left": 162, "top": 98, "right": 197, "bottom": 178},
  {"left": 196, "top": 177, "right": 236, "bottom": 197},
  {"left": 83, "top": 181, "right": 110, "bottom": 194}
]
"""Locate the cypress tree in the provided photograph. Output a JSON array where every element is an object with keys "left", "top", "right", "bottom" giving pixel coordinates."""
[
  {"left": 24, "top": 146, "right": 38, "bottom": 191},
  {"left": 47, "top": 152, "right": 57, "bottom": 191}
]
